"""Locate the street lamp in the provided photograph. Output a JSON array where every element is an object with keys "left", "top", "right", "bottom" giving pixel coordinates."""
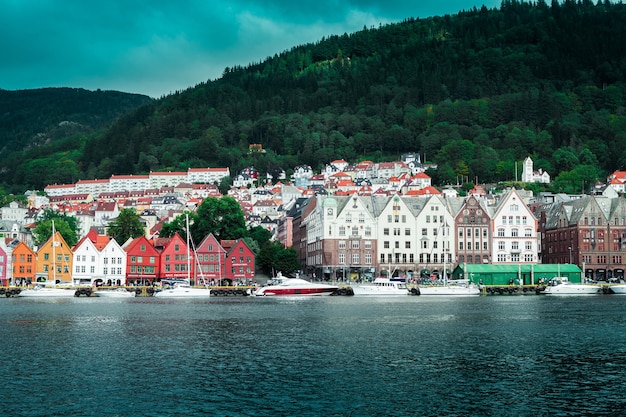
[{"left": 568, "top": 246, "right": 572, "bottom": 264}]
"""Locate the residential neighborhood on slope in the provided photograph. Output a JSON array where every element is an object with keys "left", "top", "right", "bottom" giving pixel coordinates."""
[{"left": 1, "top": 152, "right": 625, "bottom": 286}]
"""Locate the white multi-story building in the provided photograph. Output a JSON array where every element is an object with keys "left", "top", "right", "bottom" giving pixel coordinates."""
[
  {"left": 149, "top": 171, "right": 188, "bottom": 189},
  {"left": 187, "top": 167, "right": 230, "bottom": 184},
  {"left": 73, "top": 230, "right": 127, "bottom": 285},
  {"left": 75, "top": 179, "right": 111, "bottom": 196},
  {"left": 489, "top": 188, "right": 539, "bottom": 264},
  {"left": 109, "top": 175, "right": 151, "bottom": 192}
]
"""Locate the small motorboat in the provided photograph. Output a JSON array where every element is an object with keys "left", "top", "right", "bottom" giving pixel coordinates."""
[
  {"left": 609, "top": 284, "right": 626, "bottom": 294},
  {"left": 541, "top": 277, "right": 601, "bottom": 295},
  {"left": 154, "top": 281, "right": 211, "bottom": 298},
  {"left": 352, "top": 277, "right": 408, "bottom": 296},
  {"left": 254, "top": 276, "right": 338, "bottom": 296},
  {"left": 417, "top": 279, "right": 480, "bottom": 296},
  {"left": 17, "top": 284, "right": 77, "bottom": 298},
  {"left": 95, "top": 288, "right": 136, "bottom": 298}
]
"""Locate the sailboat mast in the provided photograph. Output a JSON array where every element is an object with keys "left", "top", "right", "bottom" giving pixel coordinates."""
[
  {"left": 186, "top": 213, "right": 191, "bottom": 283},
  {"left": 52, "top": 220, "right": 56, "bottom": 283}
]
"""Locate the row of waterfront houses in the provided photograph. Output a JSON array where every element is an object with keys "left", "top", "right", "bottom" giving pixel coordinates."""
[
  {"left": 1, "top": 228, "right": 255, "bottom": 287},
  {"left": 281, "top": 185, "right": 626, "bottom": 283}
]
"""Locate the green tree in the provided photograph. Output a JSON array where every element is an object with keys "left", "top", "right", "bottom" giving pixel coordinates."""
[
  {"left": 107, "top": 208, "right": 145, "bottom": 245},
  {"left": 257, "top": 241, "right": 300, "bottom": 276},
  {"left": 248, "top": 225, "right": 272, "bottom": 248},
  {"left": 32, "top": 209, "right": 79, "bottom": 246},
  {"left": 191, "top": 196, "right": 247, "bottom": 243}
]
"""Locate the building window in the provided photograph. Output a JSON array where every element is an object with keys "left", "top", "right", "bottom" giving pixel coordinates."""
[{"left": 498, "top": 229, "right": 505, "bottom": 237}]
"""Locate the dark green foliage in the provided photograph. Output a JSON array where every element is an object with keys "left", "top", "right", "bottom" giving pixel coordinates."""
[
  {"left": 3, "top": 2, "right": 626, "bottom": 194},
  {"left": 257, "top": 241, "right": 301, "bottom": 276},
  {"left": 32, "top": 209, "right": 79, "bottom": 246},
  {"left": 107, "top": 208, "right": 146, "bottom": 245},
  {"left": 190, "top": 196, "right": 247, "bottom": 243}
]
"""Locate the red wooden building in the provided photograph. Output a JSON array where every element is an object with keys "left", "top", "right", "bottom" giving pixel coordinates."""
[
  {"left": 223, "top": 239, "right": 255, "bottom": 283},
  {"left": 196, "top": 233, "right": 226, "bottom": 284},
  {"left": 157, "top": 233, "right": 194, "bottom": 282},
  {"left": 125, "top": 235, "right": 160, "bottom": 284}
]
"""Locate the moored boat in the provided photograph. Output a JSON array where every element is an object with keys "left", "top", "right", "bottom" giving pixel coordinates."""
[
  {"left": 609, "top": 284, "right": 626, "bottom": 294},
  {"left": 417, "top": 279, "right": 480, "bottom": 296},
  {"left": 17, "top": 285, "right": 77, "bottom": 298},
  {"left": 541, "top": 277, "right": 601, "bottom": 295},
  {"left": 254, "top": 276, "right": 338, "bottom": 296},
  {"left": 154, "top": 280, "right": 212, "bottom": 298},
  {"left": 95, "top": 288, "right": 136, "bottom": 298},
  {"left": 352, "top": 277, "right": 408, "bottom": 296}
]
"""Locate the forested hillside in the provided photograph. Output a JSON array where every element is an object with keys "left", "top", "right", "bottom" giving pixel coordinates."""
[
  {"left": 3, "top": 1, "right": 626, "bottom": 194},
  {"left": 0, "top": 88, "right": 152, "bottom": 192}
]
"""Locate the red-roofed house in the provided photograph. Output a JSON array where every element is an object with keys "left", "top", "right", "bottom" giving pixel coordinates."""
[
  {"left": 224, "top": 239, "right": 255, "bottom": 282},
  {"left": 125, "top": 236, "right": 160, "bottom": 284},
  {"left": 196, "top": 233, "right": 227, "bottom": 284}
]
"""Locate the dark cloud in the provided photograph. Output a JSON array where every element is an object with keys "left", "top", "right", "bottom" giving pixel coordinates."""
[{"left": 0, "top": 0, "right": 501, "bottom": 97}]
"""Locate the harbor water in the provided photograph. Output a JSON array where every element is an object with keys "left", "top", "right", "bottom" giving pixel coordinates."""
[{"left": 2, "top": 295, "right": 626, "bottom": 416}]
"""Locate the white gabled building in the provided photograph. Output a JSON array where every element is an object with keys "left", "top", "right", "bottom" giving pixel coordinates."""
[
  {"left": 489, "top": 188, "right": 539, "bottom": 264},
  {"left": 413, "top": 195, "right": 456, "bottom": 278},
  {"left": 73, "top": 230, "right": 127, "bottom": 285}
]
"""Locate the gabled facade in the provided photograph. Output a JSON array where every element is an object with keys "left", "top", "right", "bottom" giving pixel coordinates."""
[
  {"left": 73, "top": 229, "right": 127, "bottom": 285},
  {"left": 158, "top": 233, "right": 193, "bottom": 281},
  {"left": 455, "top": 194, "right": 492, "bottom": 265},
  {"left": 124, "top": 235, "right": 160, "bottom": 284},
  {"left": 224, "top": 239, "right": 255, "bottom": 282},
  {"left": 489, "top": 189, "right": 538, "bottom": 264},
  {"left": 11, "top": 241, "right": 36, "bottom": 285},
  {"left": 413, "top": 195, "right": 456, "bottom": 278},
  {"left": 36, "top": 231, "right": 73, "bottom": 283},
  {"left": 196, "top": 233, "right": 226, "bottom": 283}
]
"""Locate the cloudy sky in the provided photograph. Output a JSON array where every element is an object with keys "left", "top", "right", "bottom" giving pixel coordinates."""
[{"left": 1, "top": 0, "right": 502, "bottom": 98}]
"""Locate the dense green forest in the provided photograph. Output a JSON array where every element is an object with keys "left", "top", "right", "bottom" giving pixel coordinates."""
[
  {"left": 2, "top": 0, "right": 626, "bottom": 195},
  {"left": 0, "top": 88, "right": 152, "bottom": 191}
]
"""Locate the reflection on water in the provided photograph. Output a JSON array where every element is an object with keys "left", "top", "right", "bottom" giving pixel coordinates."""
[{"left": 2, "top": 295, "right": 626, "bottom": 416}]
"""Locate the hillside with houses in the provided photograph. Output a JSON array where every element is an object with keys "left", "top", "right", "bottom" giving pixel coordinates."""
[{"left": 2, "top": 150, "right": 626, "bottom": 286}]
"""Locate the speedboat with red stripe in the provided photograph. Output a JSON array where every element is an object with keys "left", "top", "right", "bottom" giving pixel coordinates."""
[{"left": 254, "top": 275, "right": 338, "bottom": 296}]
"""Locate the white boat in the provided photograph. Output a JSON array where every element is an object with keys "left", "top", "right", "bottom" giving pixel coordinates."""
[
  {"left": 254, "top": 276, "right": 338, "bottom": 296},
  {"left": 541, "top": 277, "right": 601, "bottom": 295},
  {"left": 154, "top": 280, "right": 212, "bottom": 298},
  {"left": 352, "top": 278, "right": 408, "bottom": 296},
  {"left": 609, "top": 284, "right": 626, "bottom": 294},
  {"left": 95, "top": 288, "right": 136, "bottom": 298},
  {"left": 417, "top": 279, "right": 480, "bottom": 296},
  {"left": 17, "top": 284, "right": 77, "bottom": 298}
]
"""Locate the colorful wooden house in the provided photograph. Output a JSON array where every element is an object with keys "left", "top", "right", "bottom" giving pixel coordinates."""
[
  {"left": 196, "top": 233, "right": 226, "bottom": 284},
  {"left": 124, "top": 235, "right": 160, "bottom": 284},
  {"left": 35, "top": 231, "right": 73, "bottom": 283},
  {"left": 223, "top": 239, "right": 255, "bottom": 282},
  {"left": 10, "top": 241, "right": 36, "bottom": 286},
  {"left": 157, "top": 233, "right": 194, "bottom": 282}
]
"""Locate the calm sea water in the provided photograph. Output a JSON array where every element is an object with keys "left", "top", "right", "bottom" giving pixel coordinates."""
[{"left": 2, "top": 294, "right": 626, "bottom": 417}]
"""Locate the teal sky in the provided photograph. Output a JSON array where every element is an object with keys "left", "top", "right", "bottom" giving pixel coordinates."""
[{"left": 1, "top": 0, "right": 502, "bottom": 98}]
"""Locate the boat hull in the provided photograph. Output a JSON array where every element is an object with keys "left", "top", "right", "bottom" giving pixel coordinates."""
[
  {"left": 543, "top": 285, "right": 601, "bottom": 295},
  {"left": 352, "top": 278, "right": 408, "bottom": 296},
  {"left": 95, "top": 289, "right": 136, "bottom": 298},
  {"left": 17, "top": 288, "right": 77, "bottom": 297},
  {"left": 418, "top": 286, "right": 481, "bottom": 296},
  {"left": 255, "top": 287, "right": 337, "bottom": 296},
  {"left": 154, "top": 287, "right": 211, "bottom": 298},
  {"left": 610, "top": 285, "right": 626, "bottom": 294}
]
